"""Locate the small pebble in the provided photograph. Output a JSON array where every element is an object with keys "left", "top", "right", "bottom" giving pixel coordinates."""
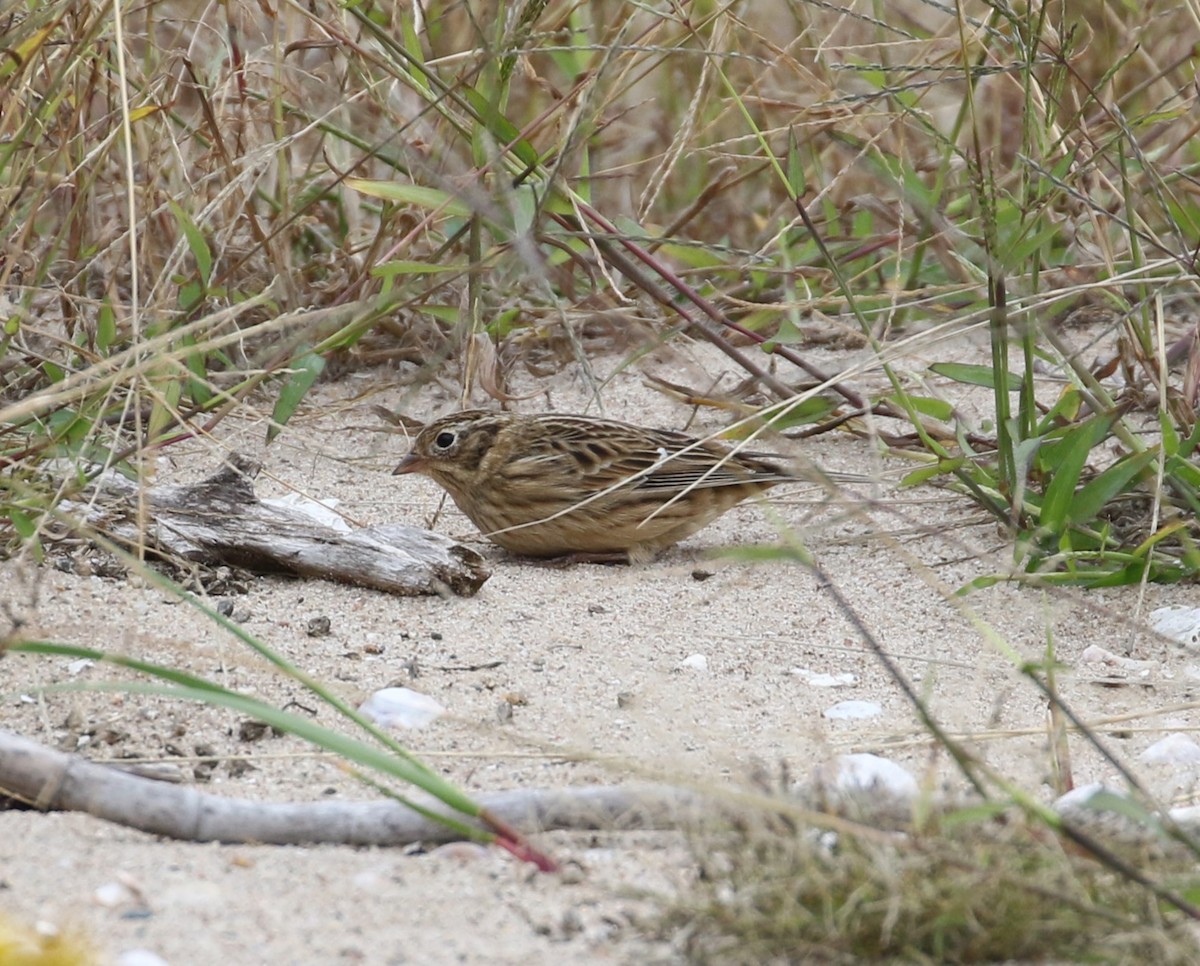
[
  {"left": 118, "top": 950, "right": 169, "bottom": 966},
  {"left": 676, "top": 654, "right": 708, "bottom": 672},
  {"left": 791, "top": 667, "right": 857, "bottom": 687},
  {"left": 1139, "top": 732, "right": 1200, "bottom": 766},
  {"left": 237, "top": 720, "right": 271, "bottom": 742},
  {"left": 429, "top": 842, "right": 488, "bottom": 863},
  {"left": 359, "top": 687, "right": 446, "bottom": 729},
  {"left": 823, "top": 700, "right": 882, "bottom": 721},
  {"left": 1150, "top": 606, "right": 1200, "bottom": 648}
]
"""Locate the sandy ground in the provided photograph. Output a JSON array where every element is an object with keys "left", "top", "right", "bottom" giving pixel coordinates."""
[{"left": 3, "top": 337, "right": 1200, "bottom": 964}]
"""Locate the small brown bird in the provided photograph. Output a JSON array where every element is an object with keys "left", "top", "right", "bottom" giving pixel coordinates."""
[{"left": 394, "top": 409, "right": 859, "bottom": 563}]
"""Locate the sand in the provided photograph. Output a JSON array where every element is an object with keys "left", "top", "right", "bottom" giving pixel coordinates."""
[{"left": 2, "top": 340, "right": 1197, "bottom": 964}]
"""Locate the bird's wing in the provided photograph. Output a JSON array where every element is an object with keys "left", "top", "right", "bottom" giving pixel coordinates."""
[{"left": 506, "top": 417, "right": 793, "bottom": 493}]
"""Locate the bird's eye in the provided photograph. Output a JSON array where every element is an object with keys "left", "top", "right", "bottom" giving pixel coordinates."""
[{"left": 433, "top": 431, "right": 457, "bottom": 450}]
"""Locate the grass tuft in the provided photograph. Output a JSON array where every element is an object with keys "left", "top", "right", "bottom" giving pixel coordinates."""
[{"left": 664, "top": 807, "right": 1200, "bottom": 964}]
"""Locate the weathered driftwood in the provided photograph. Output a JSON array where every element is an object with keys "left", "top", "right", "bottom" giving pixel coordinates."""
[
  {"left": 4, "top": 729, "right": 1197, "bottom": 860},
  {"left": 0, "top": 730, "right": 694, "bottom": 846},
  {"left": 76, "top": 454, "right": 490, "bottom": 597}
]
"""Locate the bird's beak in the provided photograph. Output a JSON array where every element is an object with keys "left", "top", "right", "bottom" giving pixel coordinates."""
[{"left": 393, "top": 453, "right": 424, "bottom": 476}]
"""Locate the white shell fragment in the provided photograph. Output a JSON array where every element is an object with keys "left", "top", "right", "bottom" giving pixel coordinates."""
[
  {"left": 118, "top": 951, "right": 170, "bottom": 966},
  {"left": 790, "top": 667, "right": 857, "bottom": 688},
  {"left": 799, "top": 754, "right": 918, "bottom": 823},
  {"left": 676, "top": 654, "right": 709, "bottom": 672},
  {"left": 829, "top": 753, "right": 917, "bottom": 800},
  {"left": 1078, "top": 645, "right": 1157, "bottom": 674},
  {"left": 358, "top": 687, "right": 445, "bottom": 730},
  {"left": 94, "top": 881, "right": 137, "bottom": 908},
  {"left": 1139, "top": 733, "right": 1200, "bottom": 767},
  {"left": 823, "top": 699, "right": 882, "bottom": 721},
  {"left": 1150, "top": 606, "right": 1200, "bottom": 648},
  {"left": 1052, "top": 783, "right": 1159, "bottom": 844}
]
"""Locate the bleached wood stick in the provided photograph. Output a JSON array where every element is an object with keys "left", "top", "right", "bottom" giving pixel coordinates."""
[
  {"left": 73, "top": 454, "right": 490, "bottom": 597},
  {"left": 0, "top": 730, "right": 694, "bottom": 845}
]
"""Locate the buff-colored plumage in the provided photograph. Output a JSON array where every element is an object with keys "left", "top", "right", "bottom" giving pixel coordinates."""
[{"left": 394, "top": 410, "right": 851, "bottom": 562}]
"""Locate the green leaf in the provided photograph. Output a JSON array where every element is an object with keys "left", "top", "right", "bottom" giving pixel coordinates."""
[
  {"left": 1160, "top": 410, "right": 1180, "bottom": 457},
  {"left": 1036, "top": 386, "right": 1084, "bottom": 431},
  {"left": 999, "top": 215, "right": 1064, "bottom": 269},
  {"left": 886, "top": 393, "right": 954, "bottom": 421},
  {"left": 345, "top": 179, "right": 472, "bottom": 217},
  {"left": 9, "top": 507, "right": 36, "bottom": 539},
  {"left": 1038, "top": 416, "right": 1114, "bottom": 533},
  {"left": 417, "top": 305, "right": 462, "bottom": 323},
  {"left": 717, "top": 543, "right": 813, "bottom": 565},
  {"left": 371, "top": 260, "right": 464, "bottom": 279},
  {"left": 930, "top": 362, "right": 1022, "bottom": 391},
  {"left": 96, "top": 301, "right": 117, "bottom": 353},
  {"left": 1069, "top": 450, "right": 1158, "bottom": 525},
  {"left": 168, "top": 199, "right": 213, "bottom": 286},
  {"left": 12, "top": 640, "right": 486, "bottom": 827},
  {"left": 268, "top": 350, "right": 325, "bottom": 443},
  {"left": 183, "top": 334, "right": 212, "bottom": 407},
  {"left": 148, "top": 372, "right": 183, "bottom": 441},
  {"left": 901, "top": 458, "right": 966, "bottom": 486},
  {"left": 461, "top": 87, "right": 540, "bottom": 168}
]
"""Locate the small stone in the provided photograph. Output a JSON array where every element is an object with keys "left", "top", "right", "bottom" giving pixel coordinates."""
[
  {"left": 791, "top": 667, "right": 857, "bottom": 687},
  {"left": 359, "top": 687, "right": 446, "bottom": 729},
  {"left": 559, "top": 908, "right": 584, "bottom": 937},
  {"left": 1140, "top": 733, "right": 1200, "bottom": 766},
  {"left": 616, "top": 691, "right": 635, "bottom": 709},
  {"left": 430, "top": 842, "right": 488, "bottom": 863},
  {"left": 118, "top": 950, "right": 170, "bottom": 966},
  {"left": 676, "top": 654, "right": 708, "bottom": 672},
  {"left": 306, "top": 616, "right": 332, "bottom": 637},
  {"left": 1151, "top": 606, "right": 1200, "bottom": 648},
  {"left": 226, "top": 759, "right": 256, "bottom": 779},
  {"left": 558, "top": 860, "right": 586, "bottom": 884},
  {"left": 95, "top": 881, "right": 136, "bottom": 908},
  {"left": 237, "top": 720, "right": 271, "bottom": 742},
  {"left": 691, "top": 569, "right": 714, "bottom": 581}
]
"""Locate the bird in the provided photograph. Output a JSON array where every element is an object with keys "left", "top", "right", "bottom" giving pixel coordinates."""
[{"left": 393, "top": 409, "right": 861, "bottom": 563}]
